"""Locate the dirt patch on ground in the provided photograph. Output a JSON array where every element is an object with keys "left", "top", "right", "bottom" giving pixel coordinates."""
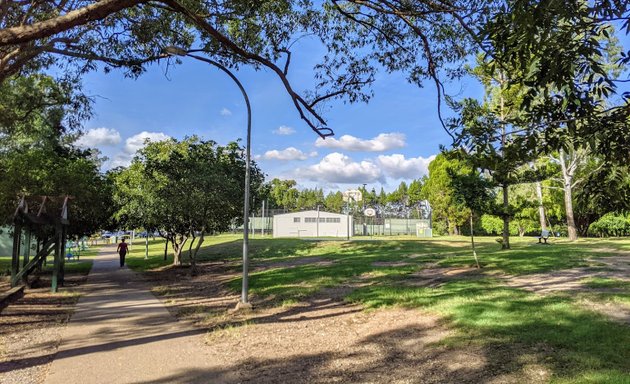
[
  {"left": 203, "top": 307, "right": 497, "bottom": 383},
  {"left": 579, "top": 300, "right": 630, "bottom": 323},
  {"left": 501, "top": 254, "right": 630, "bottom": 323},
  {"left": 402, "top": 267, "right": 485, "bottom": 287},
  {"left": 146, "top": 261, "right": 549, "bottom": 383},
  {"left": 0, "top": 273, "right": 87, "bottom": 384},
  {"left": 145, "top": 261, "right": 241, "bottom": 323},
  {"left": 503, "top": 254, "right": 630, "bottom": 295},
  {"left": 371, "top": 261, "right": 413, "bottom": 267},
  {"left": 504, "top": 269, "right": 596, "bottom": 294},
  {"left": 255, "top": 257, "right": 336, "bottom": 270}
]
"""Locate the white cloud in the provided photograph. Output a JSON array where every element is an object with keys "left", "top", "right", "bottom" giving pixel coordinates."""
[
  {"left": 75, "top": 127, "right": 121, "bottom": 148},
  {"left": 296, "top": 152, "right": 383, "bottom": 184},
  {"left": 124, "top": 131, "right": 170, "bottom": 154},
  {"left": 108, "top": 131, "right": 171, "bottom": 168},
  {"left": 273, "top": 125, "right": 296, "bottom": 135},
  {"left": 376, "top": 154, "right": 436, "bottom": 179},
  {"left": 109, "top": 154, "right": 135, "bottom": 168},
  {"left": 261, "top": 147, "right": 316, "bottom": 161},
  {"left": 220, "top": 108, "right": 232, "bottom": 116},
  {"left": 315, "top": 132, "right": 406, "bottom": 152}
]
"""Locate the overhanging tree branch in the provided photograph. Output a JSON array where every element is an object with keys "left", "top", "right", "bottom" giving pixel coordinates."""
[
  {"left": 0, "top": 0, "right": 150, "bottom": 46},
  {"left": 163, "top": 0, "right": 334, "bottom": 138}
]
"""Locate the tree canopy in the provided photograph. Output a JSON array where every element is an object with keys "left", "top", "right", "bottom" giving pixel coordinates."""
[
  {"left": 114, "top": 137, "right": 264, "bottom": 268},
  {"left": 0, "top": 74, "right": 113, "bottom": 238}
]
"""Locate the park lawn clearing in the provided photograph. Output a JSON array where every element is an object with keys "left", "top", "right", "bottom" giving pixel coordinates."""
[{"left": 129, "top": 235, "right": 630, "bottom": 383}]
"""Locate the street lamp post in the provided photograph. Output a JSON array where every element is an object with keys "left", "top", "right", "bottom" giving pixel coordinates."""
[{"left": 164, "top": 46, "right": 252, "bottom": 309}]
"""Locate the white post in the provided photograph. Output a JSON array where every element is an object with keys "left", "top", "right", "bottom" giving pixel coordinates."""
[
  {"left": 262, "top": 200, "right": 265, "bottom": 237},
  {"left": 317, "top": 205, "right": 320, "bottom": 238}
]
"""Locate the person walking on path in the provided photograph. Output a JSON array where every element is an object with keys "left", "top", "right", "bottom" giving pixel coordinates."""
[{"left": 117, "top": 238, "right": 129, "bottom": 267}]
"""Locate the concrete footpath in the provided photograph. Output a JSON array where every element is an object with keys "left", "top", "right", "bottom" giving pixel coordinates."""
[{"left": 44, "top": 246, "right": 218, "bottom": 384}]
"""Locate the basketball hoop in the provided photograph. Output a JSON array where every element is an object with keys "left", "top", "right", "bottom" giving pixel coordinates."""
[{"left": 342, "top": 189, "right": 363, "bottom": 203}]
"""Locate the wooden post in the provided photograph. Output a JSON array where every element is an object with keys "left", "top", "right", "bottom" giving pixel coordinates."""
[
  {"left": 10, "top": 224, "right": 22, "bottom": 287},
  {"left": 51, "top": 226, "right": 61, "bottom": 293},
  {"left": 36, "top": 238, "right": 43, "bottom": 272},
  {"left": 59, "top": 226, "right": 66, "bottom": 286},
  {"left": 22, "top": 230, "right": 32, "bottom": 284}
]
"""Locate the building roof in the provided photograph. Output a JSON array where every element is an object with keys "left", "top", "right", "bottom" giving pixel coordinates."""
[{"left": 273, "top": 210, "right": 349, "bottom": 218}]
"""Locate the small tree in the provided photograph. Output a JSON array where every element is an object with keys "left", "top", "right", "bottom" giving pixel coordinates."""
[{"left": 449, "top": 168, "right": 494, "bottom": 268}]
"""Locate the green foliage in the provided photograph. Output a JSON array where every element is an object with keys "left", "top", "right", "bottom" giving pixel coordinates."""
[
  {"left": 324, "top": 191, "right": 344, "bottom": 213},
  {"left": 267, "top": 178, "right": 299, "bottom": 210},
  {"left": 480, "top": 215, "right": 503, "bottom": 235},
  {"left": 575, "top": 165, "right": 630, "bottom": 236},
  {"left": 0, "top": 74, "right": 113, "bottom": 237},
  {"left": 422, "top": 153, "right": 471, "bottom": 235},
  {"left": 114, "top": 137, "right": 264, "bottom": 264},
  {"left": 589, "top": 213, "right": 630, "bottom": 237},
  {"left": 480, "top": 214, "right": 538, "bottom": 237},
  {"left": 482, "top": 1, "right": 630, "bottom": 163}
]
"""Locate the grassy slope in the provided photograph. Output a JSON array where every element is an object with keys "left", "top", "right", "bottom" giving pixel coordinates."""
[{"left": 126, "top": 235, "right": 630, "bottom": 383}]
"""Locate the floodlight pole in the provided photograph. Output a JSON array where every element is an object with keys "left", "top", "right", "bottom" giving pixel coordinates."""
[{"left": 164, "top": 47, "right": 252, "bottom": 307}]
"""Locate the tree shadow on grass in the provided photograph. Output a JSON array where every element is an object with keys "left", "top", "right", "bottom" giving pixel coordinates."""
[
  {"left": 127, "top": 320, "right": 550, "bottom": 384},
  {"left": 349, "top": 279, "right": 630, "bottom": 382}
]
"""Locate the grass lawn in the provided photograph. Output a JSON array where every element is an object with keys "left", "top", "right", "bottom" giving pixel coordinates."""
[
  {"left": 127, "top": 234, "right": 630, "bottom": 383},
  {"left": 1, "top": 244, "right": 102, "bottom": 278}
]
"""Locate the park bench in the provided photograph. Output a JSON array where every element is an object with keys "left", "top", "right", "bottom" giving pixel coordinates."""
[{"left": 537, "top": 229, "right": 550, "bottom": 244}]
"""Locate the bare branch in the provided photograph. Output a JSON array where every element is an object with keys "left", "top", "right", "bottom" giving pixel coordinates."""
[{"left": 163, "top": 0, "right": 334, "bottom": 138}]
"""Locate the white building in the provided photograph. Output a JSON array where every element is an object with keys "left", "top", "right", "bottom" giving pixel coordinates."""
[{"left": 273, "top": 210, "right": 353, "bottom": 238}]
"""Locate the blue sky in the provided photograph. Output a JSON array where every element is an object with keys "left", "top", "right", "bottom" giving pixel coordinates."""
[{"left": 76, "top": 33, "right": 628, "bottom": 193}]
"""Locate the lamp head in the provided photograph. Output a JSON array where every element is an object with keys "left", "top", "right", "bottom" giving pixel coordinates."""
[{"left": 163, "top": 46, "right": 188, "bottom": 57}]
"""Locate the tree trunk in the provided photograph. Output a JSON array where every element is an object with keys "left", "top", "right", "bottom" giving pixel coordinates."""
[
  {"left": 535, "top": 181, "right": 547, "bottom": 231},
  {"left": 163, "top": 237, "right": 169, "bottom": 261},
  {"left": 501, "top": 184, "right": 510, "bottom": 249},
  {"left": 559, "top": 151, "right": 578, "bottom": 241},
  {"left": 172, "top": 235, "right": 188, "bottom": 266},
  {"left": 470, "top": 214, "right": 480, "bottom": 268},
  {"left": 564, "top": 182, "right": 578, "bottom": 240},
  {"left": 188, "top": 233, "right": 196, "bottom": 275},
  {"left": 144, "top": 232, "right": 149, "bottom": 260},
  {"left": 190, "top": 230, "right": 205, "bottom": 276}
]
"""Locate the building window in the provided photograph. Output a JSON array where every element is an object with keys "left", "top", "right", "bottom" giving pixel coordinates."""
[
  {"left": 305, "top": 217, "right": 317, "bottom": 223},
  {"left": 293, "top": 217, "right": 301, "bottom": 223},
  {"left": 319, "top": 218, "right": 326, "bottom": 223}
]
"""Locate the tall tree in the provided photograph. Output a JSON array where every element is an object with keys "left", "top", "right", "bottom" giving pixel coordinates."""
[
  {"left": 422, "top": 154, "right": 471, "bottom": 235},
  {"left": 324, "top": 191, "right": 344, "bottom": 213},
  {"left": 0, "top": 74, "right": 113, "bottom": 237}
]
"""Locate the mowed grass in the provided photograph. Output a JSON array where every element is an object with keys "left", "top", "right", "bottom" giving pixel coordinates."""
[
  {"left": 128, "top": 234, "right": 630, "bottom": 383},
  {"left": 348, "top": 279, "right": 630, "bottom": 383},
  {"left": 579, "top": 277, "right": 630, "bottom": 307},
  {"left": 0, "top": 244, "right": 102, "bottom": 278}
]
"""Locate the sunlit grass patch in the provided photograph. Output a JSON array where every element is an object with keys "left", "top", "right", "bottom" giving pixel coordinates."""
[
  {"left": 583, "top": 277, "right": 630, "bottom": 290},
  {"left": 347, "top": 278, "right": 630, "bottom": 382}
]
